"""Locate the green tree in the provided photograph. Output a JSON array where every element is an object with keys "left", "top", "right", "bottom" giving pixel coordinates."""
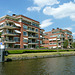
[
  {"left": 63, "top": 40, "right": 68, "bottom": 48},
  {"left": 0, "top": 32, "right": 2, "bottom": 38},
  {"left": 72, "top": 42, "right": 75, "bottom": 48}
]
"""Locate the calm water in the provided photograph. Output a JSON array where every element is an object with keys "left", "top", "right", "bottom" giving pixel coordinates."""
[{"left": 0, "top": 56, "right": 75, "bottom": 75}]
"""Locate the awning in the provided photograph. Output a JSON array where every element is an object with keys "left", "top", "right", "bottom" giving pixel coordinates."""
[
  {"left": 49, "top": 39, "right": 53, "bottom": 41},
  {"left": 0, "top": 22, "right": 5, "bottom": 25},
  {"left": 40, "top": 35, "right": 42, "bottom": 37},
  {"left": 49, "top": 38, "right": 56, "bottom": 41},
  {"left": 23, "top": 44, "right": 28, "bottom": 46},
  {"left": 14, "top": 30, "right": 21, "bottom": 34},
  {"left": 0, "top": 30, "right": 3, "bottom": 32},
  {"left": 23, "top": 38, "right": 28, "bottom": 40},
  {"left": 53, "top": 38, "right": 56, "bottom": 40},
  {"left": 15, "top": 23, "right": 21, "bottom": 27},
  {"left": 53, "top": 46, "right": 57, "bottom": 48}
]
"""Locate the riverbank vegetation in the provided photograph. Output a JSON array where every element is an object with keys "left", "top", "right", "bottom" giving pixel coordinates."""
[
  {"left": 7, "top": 49, "right": 75, "bottom": 54},
  {"left": 5, "top": 51, "right": 75, "bottom": 61}
]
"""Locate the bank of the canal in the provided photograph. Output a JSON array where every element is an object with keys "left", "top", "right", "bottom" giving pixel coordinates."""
[{"left": 5, "top": 51, "right": 75, "bottom": 61}]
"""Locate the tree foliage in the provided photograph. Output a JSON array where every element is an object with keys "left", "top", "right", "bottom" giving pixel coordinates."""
[
  {"left": 72, "top": 42, "right": 75, "bottom": 48},
  {"left": 63, "top": 40, "right": 68, "bottom": 48}
]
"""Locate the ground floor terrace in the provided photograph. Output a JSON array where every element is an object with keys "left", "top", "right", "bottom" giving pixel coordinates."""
[{"left": 4, "top": 43, "right": 40, "bottom": 49}]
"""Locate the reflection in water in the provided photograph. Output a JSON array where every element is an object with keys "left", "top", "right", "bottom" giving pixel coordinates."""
[{"left": 0, "top": 56, "right": 75, "bottom": 75}]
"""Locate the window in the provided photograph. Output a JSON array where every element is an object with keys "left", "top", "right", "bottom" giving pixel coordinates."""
[
  {"left": 40, "top": 30, "right": 43, "bottom": 34},
  {"left": 23, "top": 31, "right": 27, "bottom": 36},
  {"left": 23, "top": 25, "right": 28, "bottom": 30},
  {"left": 36, "top": 29, "right": 38, "bottom": 32},
  {"left": 23, "top": 39, "right": 28, "bottom": 43},
  {"left": 40, "top": 41, "right": 42, "bottom": 44},
  {"left": 14, "top": 37, "right": 20, "bottom": 42},
  {"left": 35, "top": 34, "right": 38, "bottom": 37},
  {"left": 50, "top": 43, "right": 52, "bottom": 45}
]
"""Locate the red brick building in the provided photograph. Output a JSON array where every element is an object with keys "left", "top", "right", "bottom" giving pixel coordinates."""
[
  {"left": 0, "top": 14, "right": 44, "bottom": 48},
  {"left": 43, "top": 28, "right": 73, "bottom": 49}
]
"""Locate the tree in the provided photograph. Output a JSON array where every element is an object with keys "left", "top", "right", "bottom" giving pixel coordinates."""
[
  {"left": 63, "top": 40, "right": 68, "bottom": 48},
  {"left": 72, "top": 42, "right": 75, "bottom": 48},
  {"left": 0, "top": 32, "right": 2, "bottom": 38}
]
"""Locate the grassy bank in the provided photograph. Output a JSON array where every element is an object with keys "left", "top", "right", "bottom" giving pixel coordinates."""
[
  {"left": 5, "top": 51, "right": 75, "bottom": 61},
  {"left": 7, "top": 49, "right": 75, "bottom": 54}
]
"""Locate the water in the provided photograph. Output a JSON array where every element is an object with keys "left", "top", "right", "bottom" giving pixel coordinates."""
[{"left": 0, "top": 56, "right": 75, "bottom": 75}]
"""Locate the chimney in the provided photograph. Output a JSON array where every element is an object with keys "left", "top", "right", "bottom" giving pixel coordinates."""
[
  {"left": 52, "top": 28, "right": 55, "bottom": 30},
  {"left": 57, "top": 27, "right": 59, "bottom": 29},
  {"left": 12, "top": 14, "right": 16, "bottom": 17}
]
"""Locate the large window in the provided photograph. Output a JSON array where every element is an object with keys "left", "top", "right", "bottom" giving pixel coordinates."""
[
  {"left": 14, "top": 37, "right": 20, "bottom": 42},
  {"left": 23, "top": 25, "right": 28, "bottom": 30},
  {"left": 23, "top": 31, "right": 27, "bottom": 36}
]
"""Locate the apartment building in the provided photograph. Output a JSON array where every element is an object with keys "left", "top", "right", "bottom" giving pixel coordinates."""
[
  {"left": 43, "top": 28, "right": 73, "bottom": 49},
  {"left": 0, "top": 14, "right": 44, "bottom": 48}
]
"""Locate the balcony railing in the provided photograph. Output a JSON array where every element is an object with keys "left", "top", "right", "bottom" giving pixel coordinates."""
[
  {"left": 27, "top": 29, "right": 38, "bottom": 33},
  {"left": 2, "top": 32, "right": 16, "bottom": 36},
  {"left": 28, "top": 35, "right": 38, "bottom": 38},
  {"left": 2, "top": 40, "right": 15, "bottom": 43},
  {"left": 28, "top": 41, "right": 38, "bottom": 44}
]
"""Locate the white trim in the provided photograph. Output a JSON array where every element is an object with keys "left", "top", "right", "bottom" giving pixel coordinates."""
[{"left": 0, "top": 30, "right": 3, "bottom": 32}]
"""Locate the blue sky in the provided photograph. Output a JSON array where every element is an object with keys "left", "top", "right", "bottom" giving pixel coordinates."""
[{"left": 0, "top": 0, "right": 75, "bottom": 38}]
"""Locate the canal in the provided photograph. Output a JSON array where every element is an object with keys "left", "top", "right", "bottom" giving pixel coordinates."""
[{"left": 0, "top": 56, "right": 75, "bottom": 75}]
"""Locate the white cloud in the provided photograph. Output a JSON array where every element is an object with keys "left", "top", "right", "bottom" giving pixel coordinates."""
[
  {"left": 43, "top": 2, "right": 75, "bottom": 21},
  {"left": 63, "top": 27, "right": 72, "bottom": 31},
  {"left": 27, "top": 6, "right": 41, "bottom": 12},
  {"left": 40, "top": 19, "right": 53, "bottom": 28},
  {"left": 27, "top": 0, "right": 59, "bottom": 11},
  {"left": 73, "top": 32, "right": 75, "bottom": 35},
  {"left": 7, "top": 10, "right": 13, "bottom": 14},
  {"left": 33, "top": 0, "right": 59, "bottom": 7},
  {"left": 72, "top": 24, "right": 75, "bottom": 26}
]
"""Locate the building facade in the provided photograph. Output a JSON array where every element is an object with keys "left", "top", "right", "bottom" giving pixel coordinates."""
[
  {"left": 0, "top": 14, "right": 44, "bottom": 48},
  {"left": 43, "top": 28, "right": 73, "bottom": 49}
]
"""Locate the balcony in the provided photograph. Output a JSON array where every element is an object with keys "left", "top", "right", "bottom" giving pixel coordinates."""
[
  {"left": 28, "top": 41, "right": 38, "bottom": 44},
  {"left": 2, "top": 32, "right": 16, "bottom": 36},
  {"left": 27, "top": 29, "right": 38, "bottom": 33},
  {"left": 28, "top": 35, "right": 38, "bottom": 39},
  {"left": 3, "top": 40, "right": 15, "bottom": 43},
  {"left": 0, "top": 24, "right": 16, "bottom": 29}
]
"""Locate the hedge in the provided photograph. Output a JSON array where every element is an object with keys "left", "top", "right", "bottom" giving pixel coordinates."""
[{"left": 7, "top": 49, "right": 75, "bottom": 54}]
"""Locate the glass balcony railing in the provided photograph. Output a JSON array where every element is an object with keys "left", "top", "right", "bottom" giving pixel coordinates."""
[
  {"left": 2, "top": 32, "right": 15, "bottom": 34},
  {"left": 28, "top": 41, "right": 38, "bottom": 43},
  {"left": 0, "top": 24, "right": 16, "bottom": 28},
  {"left": 2, "top": 40, "right": 15, "bottom": 42},
  {"left": 27, "top": 28, "right": 38, "bottom": 33},
  {"left": 28, "top": 35, "right": 38, "bottom": 38}
]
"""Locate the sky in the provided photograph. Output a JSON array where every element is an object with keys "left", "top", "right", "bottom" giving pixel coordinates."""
[{"left": 0, "top": 0, "right": 75, "bottom": 39}]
